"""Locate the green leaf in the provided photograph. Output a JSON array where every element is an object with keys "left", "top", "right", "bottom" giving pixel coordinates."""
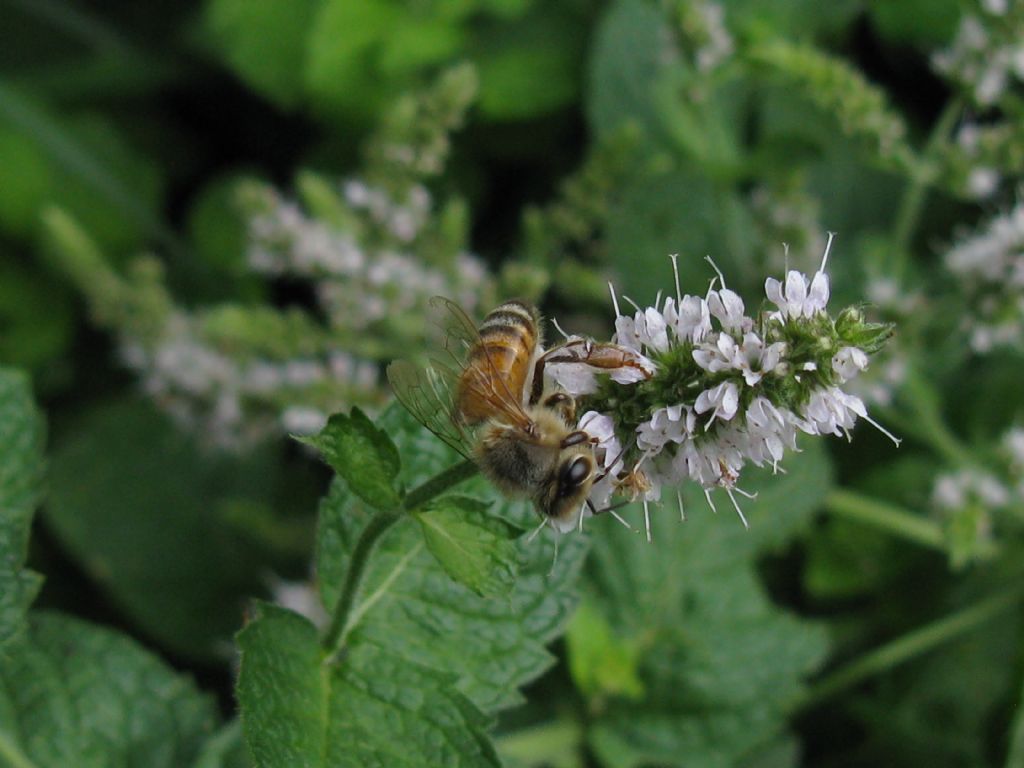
[
  {"left": 236, "top": 602, "right": 500, "bottom": 768},
  {"left": 316, "top": 402, "right": 587, "bottom": 714},
  {"left": 45, "top": 400, "right": 278, "bottom": 660},
  {"left": 581, "top": 443, "right": 833, "bottom": 768},
  {"left": 605, "top": 170, "right": 757, "bottom": 303},
  {"left": 0, "top": 611, "right": 218, "bottom": 768},
  {"left": 300, "top": 407, "right": 402, "bottom": 511},
  {"left": 0, "top": 126, "right": 52, "bottom": 236},
  {"left": 0, "top": 367, "right": 44, "bottom": 653},
  {"left": 566, "top": 598, "right": 645, "bottom": 703},
  {"left": 414, "top": 495, "right": 520, "bottom": 598},
  {"left": 477, "top": 46, "right": 577, "bottom": 119},
  {"left": 0, "top": 81, "right": 168, "bottom": 253},
  {"left": 304, "top": 0, "right": 406, "bottom": 119},
  {"left": 192, "top": 721, "right": 251, "bottom": 768},
  {"left": 204, "top": 0, "right": 319, "bottom": 110},
  {"left": 867, "top": 0, "right": 961, "bottom": 47},
  {"left": 474, "top": 5, "right": 584, "bottom": 121},
  {"left": 587, "top": 0, "right": 671, "bottom": 142}
]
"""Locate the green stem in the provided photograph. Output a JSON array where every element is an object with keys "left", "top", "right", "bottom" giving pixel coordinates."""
[
  {"left": 824, "top": 489, "right": 945, "bottom": 551},
  {"left": 900, "top": 367, "right": 974, "bottom": 468},
  {"left": 321, "top": 459, "right": 478, "bottom": 659},
  {"left": 495, "top": 720, "right": 584, "bottom": 767},
  {"left": 0, "top": 731, "right": 39, "bottom": 768},
  {"left": 322, "top": 510, "right": 401, "bottom": 658},
  {"left": 794, "top": 582, "right": 1024, "bottom": 710},
  {"left": 403, "top": 458, "right": 478, "bottom": 511},
  {"left": 891, "top": 98, "right": 962, "bottom": 270}
]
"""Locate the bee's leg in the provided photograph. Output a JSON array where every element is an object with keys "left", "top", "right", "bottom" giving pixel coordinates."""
[
  {"left": 531, "top": 337, "right": 653, "bottom": 405},
  {"left": 529, "top": 339, "right": 590, "bottom": 405},
  {"left": 542, "top": 391, "right": 576, "bottom": 425}
]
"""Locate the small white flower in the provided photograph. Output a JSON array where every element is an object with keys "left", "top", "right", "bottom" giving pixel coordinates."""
[
  {"left": 639, "top": 307, "right": 671, "bottom": 353},
  {"left": 765, "top": 269, "right": 831, "bottom": 319},
  {"left": 736, "top": 333, "right": 786, "bottom": 385},
  {"left": 744, "top": 397, "right": 797, "bottom": 466},
  {"left": 707, "top": 288, "right": 750, "bottom": 334},
  {"left": 695, "top": 381, "right": 740, "bottom": 424},
  {"left": 637, "top": 404, "right": 696, "bottom": 452},
  {"left": 663, "top": 295, "right": 712, "bottom": 343},
  {"left": 832, "top": 346, "right": 869, "bottom": 382}
]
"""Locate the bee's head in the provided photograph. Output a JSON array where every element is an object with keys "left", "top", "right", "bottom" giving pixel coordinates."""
[{"left": 536, "top": 451, "right": 595, "bottom": 533}]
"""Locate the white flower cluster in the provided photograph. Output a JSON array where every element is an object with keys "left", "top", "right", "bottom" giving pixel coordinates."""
[
  {"left": 933, "top": 3, "right": 1024, "bottom": 106},
  {"left": 248, "top": 181, "right": 489, "bottom": 329},
  {"left": 932, "top": 426, "right": 1024, "bottom": 514},
  {"left": 690, "top": 1, "right": 734, "bottom": 73},
  {"left": 932, "top": 468, "right": 1011, "bottom": 512},
  {"left": 944, "top": 200, "right": 1024, "bottom": 353},
  {"left": 121, "top": 313, "right": 378, "bottom": 450},
  {"left": 553, "top": 241, "right": 897, "bottom": 537},
  {"left": 954, "top": 122, "right": 1002, "bottom": 200}
]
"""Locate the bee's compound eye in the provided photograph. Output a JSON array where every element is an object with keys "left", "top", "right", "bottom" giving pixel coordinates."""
[{"left": 564, "top": 456, "right": 590, "bottom": 487}]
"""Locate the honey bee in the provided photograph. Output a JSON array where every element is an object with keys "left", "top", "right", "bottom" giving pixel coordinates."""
[{"left": 388, "top": 297, "right": 654, "bottom": 533}]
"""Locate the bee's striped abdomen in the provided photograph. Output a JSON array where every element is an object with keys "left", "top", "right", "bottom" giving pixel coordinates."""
[{"left": 457, "top": 300, "right": 540, "bottom": 424}]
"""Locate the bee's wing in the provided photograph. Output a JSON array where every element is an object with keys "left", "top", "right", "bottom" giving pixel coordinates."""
[
  {"left": 429, "top": 296, "right": 479, "bottom": 367},
  {"left": 387, "top": 359, "right": 474, "bottom": 459}
]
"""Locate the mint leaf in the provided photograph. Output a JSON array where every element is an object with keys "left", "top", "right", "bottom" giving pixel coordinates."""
[
  {"left": 0, "top": 367, "right": 44, "bottom": 652},
  {"left": 587, "top": 0, "right": 670, "bottom": 142},
  {"left": 192, "top": 721, "right": 250, "bottom": 768},
  {"left": 415, "top": 495, "right": 520, "bottom": 598},
  {"left": 567, "top": 599, "right": 645, "bottom": 702},
  {"left": 300, "top": 407, "right": 402, "bottom": 511},
  {"left": 204, "top": 0, "right": 319, "bottom": 110},
  {"left": 236, "top": 602, "right": 499, "bottom": 768},
  {"left": 0, "top": 612, "right": 217, "bottom": 768},
  {"left": 45, "top": 400, "right": 278, "bottom": 660},
  {"left": 316, "top": 402, "right": 587, "bottom": 714},
  {"left": 581, "top": 443, "right": 833, "bottom": 768},
  {"left": 304, "top": 0, "right": 406, "bottom": 119}
]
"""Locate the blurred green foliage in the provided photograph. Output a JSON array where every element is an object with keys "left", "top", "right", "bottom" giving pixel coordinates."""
[{"left": 2, "top": 0, "right": 1024, "bottom": 766}]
